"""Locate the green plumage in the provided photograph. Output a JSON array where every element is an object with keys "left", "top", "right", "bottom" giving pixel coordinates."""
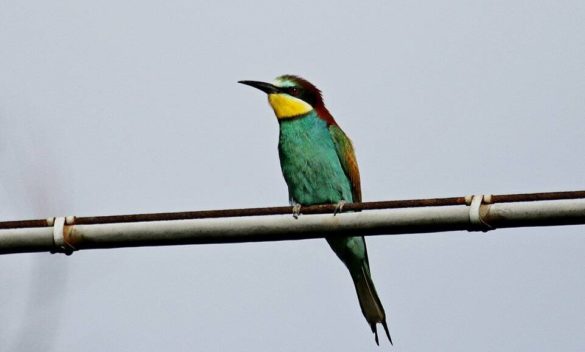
[
  {"left": 278, "top": 112, "right": 391, "bottom": 345},
  {"left": 278, "top": 112, "right": 353, "bottom": 205},
  {"left": 278, "top": 112, "right": 368, "bottom": 264}
]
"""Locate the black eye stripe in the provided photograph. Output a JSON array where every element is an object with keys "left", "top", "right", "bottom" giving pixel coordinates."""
[{"left": 281, "top": 86, "right": 316, "bottom": 106}]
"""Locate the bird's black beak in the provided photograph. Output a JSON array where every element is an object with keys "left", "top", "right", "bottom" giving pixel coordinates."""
[{"left": 238, "top": 80, "right": 280, "bottom": 94}]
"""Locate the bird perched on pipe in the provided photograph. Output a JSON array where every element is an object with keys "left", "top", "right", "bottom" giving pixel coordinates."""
[{"left": 239, "top": 75, "right": 392, "bottom": 345}]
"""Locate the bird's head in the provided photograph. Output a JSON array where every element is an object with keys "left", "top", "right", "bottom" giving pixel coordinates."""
[{"left": 239, "top": 75, "right": 336, "bottom": 124}]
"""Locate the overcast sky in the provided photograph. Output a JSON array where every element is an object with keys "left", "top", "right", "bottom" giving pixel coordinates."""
[{"left": 1, "top": 1, "right": 584, "bottom": 351}]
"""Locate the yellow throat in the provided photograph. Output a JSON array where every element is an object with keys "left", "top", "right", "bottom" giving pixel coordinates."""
[{"left": 268, "top": 93, "right": 313, "bottom": 119}]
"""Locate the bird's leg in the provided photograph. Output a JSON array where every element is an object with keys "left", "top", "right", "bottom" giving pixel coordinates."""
[
  {"left": 333, "top": 200, "right": 346, "bottom": 216},
  {"left": 291, "top": 203, "right": 302, "bottom": 219}
]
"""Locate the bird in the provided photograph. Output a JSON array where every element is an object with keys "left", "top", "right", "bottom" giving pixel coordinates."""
[{"left": 239, "top": 75, "right": 392, "bottom": 345}]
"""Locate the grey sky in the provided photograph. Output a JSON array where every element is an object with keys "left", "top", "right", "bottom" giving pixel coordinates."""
[{"left": 1, "top": 0, "right": 584, "bottom": 351}]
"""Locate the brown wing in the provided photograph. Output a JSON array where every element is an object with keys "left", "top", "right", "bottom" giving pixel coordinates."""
[{"left": 329, "top": 125, "right": 362, "bottom": 203}]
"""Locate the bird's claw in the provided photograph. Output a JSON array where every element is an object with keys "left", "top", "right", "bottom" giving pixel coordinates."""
[
  {"left": 333, "top": 200, "right": 346, "bottom": 216},
  {"left": 292, "top": 204, "right": 302, "bottom": 219}
]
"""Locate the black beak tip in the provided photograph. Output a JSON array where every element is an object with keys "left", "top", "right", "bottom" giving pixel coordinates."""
[
  {"left": 238, "top": 80, "right": 258, "bottom": 87},
  {"left": 237, "top": 80, "right": 279, "bottom": 94}
]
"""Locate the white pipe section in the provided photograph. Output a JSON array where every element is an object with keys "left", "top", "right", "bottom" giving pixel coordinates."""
[
  {"left": 0, "top": 199, "right": 584, "bottom": 255},
  {"left": 0, "top": 227, "right": 54, "bottom": 253},
  {"left": 75, "top": 205, "right": 471, "bottom": 248},
  {"left": 488, "top": 198, "right": 585, "bottom": 225}
]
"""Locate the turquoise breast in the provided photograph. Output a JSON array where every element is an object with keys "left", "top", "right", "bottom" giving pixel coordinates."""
[{"left": 278, "top": 112, "right": 353, "bottom": 205}]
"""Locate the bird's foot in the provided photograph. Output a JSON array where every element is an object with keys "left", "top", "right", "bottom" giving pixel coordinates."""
[
  {"left": 333, "top": 200, "right": 346, "bottom": 216},
  {"left": 292, "top": 204, "right": 302, "bottom": 219}
]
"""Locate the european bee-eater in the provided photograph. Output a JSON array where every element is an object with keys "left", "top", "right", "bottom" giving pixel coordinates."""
[{"left": 239, "top": 75, "right": 392, "bottom": 345}]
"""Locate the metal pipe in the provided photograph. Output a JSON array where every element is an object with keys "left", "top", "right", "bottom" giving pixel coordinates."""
[
  {"left": 0, "top": 227, "right": 54, "bottom": 254},
  {"left": 486, "top": 198, "right": 585, "bottom": 227},
  {"left": 0, "top": 198, "right": 584, "bottom": 255},
  {"left": 1, "top": 190, "right": 584, "bottom": 230}
]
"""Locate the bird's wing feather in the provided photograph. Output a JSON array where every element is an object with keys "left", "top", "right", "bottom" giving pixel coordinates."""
[{"left": 329, "top": 125, "right": 362, "bottom": 203}]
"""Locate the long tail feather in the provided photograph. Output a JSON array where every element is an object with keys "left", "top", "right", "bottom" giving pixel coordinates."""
[
  {"left": 353, "top": 266, "right": 392, "bottom": 345},
  {"left": 382, "top": 320, "right": 393, "bottom": 345}
]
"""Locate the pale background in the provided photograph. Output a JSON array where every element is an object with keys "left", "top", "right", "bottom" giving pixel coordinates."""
[{"left": 1, "top": 1, "right": 584, "bottom": 351}]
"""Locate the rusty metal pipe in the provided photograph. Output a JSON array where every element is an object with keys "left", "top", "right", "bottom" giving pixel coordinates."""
[
  {"left": 0, "top": 197, "right": 584, "bottom": 255},
  {"left": 1, "top": 190, "right": 584, "bottom": 230}
]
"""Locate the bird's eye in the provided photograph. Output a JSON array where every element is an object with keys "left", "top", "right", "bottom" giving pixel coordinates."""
[{"left": 288, "top": 87, "right": 300, "bottom": 96}]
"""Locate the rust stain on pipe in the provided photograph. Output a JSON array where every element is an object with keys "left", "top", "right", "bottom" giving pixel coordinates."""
[{"left": 1, "top": 190, "right": 583, "bottom": 229}]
